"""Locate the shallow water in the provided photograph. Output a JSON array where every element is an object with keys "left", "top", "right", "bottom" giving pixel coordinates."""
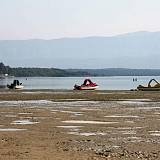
[
  {"left": 150, "top": 133, "right": 160, "bottom": 136},
  {"left": 57, "top": 126, "right": 83, "bottom": 129},
  {"left": 125, "top": 121, "right": 134, "bottom": 123},
  {"left": 118, "top": 101, "right": 149, "bottom": 105},
  {"left": 62, "top": 120, "right": 118, "bottom": 124},
  {"left": 1, "top": 76, "right": 160, "bottom": 90},
  {"left": 136, "top": 106, "right": 160, "bottom": 110},
  {"left": 105, "top": 115, "right": 142, "bottom": 118},
  {"left": 5, "top": 115, "right": 17, "bottom": 118},
  {"left": 121, "top": 131, "right": 137, "bottom": 135},
  {"left": 11, "top": 119, "right": 39, "bottom": 125},
  {"left": 0, "top": 100, "right": 54, "bottom": 106},
  {"left": 0, "top": 128, "right": 27, "bottom": 131},
  {"left": 60, "top": 111, "right": 83, "bottom": 114},
  {"left": 67, "top": 132, "right": 106, "bottom": 136},
  {"left": 117, "top": 127, "right": 144, "bottom": 130},
  {"left": 81, "top": 108, "right": 101, "bottom": 111},
  {"left": 149, "top": 131, "right": 160, "bottom": 133}
]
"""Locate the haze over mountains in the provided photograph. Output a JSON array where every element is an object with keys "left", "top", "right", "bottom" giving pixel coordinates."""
[{"left": 0, "top": 31, "right": 160, "bottom": 69}]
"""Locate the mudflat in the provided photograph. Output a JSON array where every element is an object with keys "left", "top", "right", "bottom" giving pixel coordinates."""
[{"left": 0, "top": 90, "right": 160, "bottom": 160}]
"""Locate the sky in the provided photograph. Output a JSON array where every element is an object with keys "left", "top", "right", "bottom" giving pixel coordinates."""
[{"left": 0, "top": 0, "right": 160, "bottom": 40}]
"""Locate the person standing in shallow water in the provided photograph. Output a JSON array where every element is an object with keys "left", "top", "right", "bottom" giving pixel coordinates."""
[{"left": 133, "top": 78, "right": 138, "bottom": 82}]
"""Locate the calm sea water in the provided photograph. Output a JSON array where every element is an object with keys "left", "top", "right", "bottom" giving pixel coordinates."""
[{"left": 0, "top": 76, "right": 160, "bottom": 90}]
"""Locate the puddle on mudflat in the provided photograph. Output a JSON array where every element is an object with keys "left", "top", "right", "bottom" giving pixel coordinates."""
[
  {"left": 121, "top": 99, "right": 151, "bottom": 101},
  {"left": 57, "top": 126, "right": 83, "bottom": 129},
  {"left": 71, "top": 128, "right": 81, "bottom": 132},
  {"left": 22, "top": 91, "right": 72, "bottom": 94},
  {"left": 33, "top": 117, "right": 49, "bottom": 120},
  {"left": 97, "top": 92, "right": 127, "bottom": 95},
  {"left": 61, "top": 107, "right": 72, "bottom": 109},
  {"left": 125, "top": 121, "right": 135, "bottom": 123},
  {"left": 67, "top": 132, "right": 106, "bottom": 136},
  {"left": 120, "top": 130, "right": 136, "bottom": 135},
  {"left": 18, "top": 113, "right": 33, "bottom": 115},
  {"left": 58, "top": 99, "right": 86, "bottom": 101},
  {"left": 117, "top": 99, "right": 151, "bottom": 105},
  {"left": 51, "top": 101, "right": 102, "bottom": 108},
  {"left": 51, "top": 109, "right": 59, "bottom": 112},
  {"left": 154, "top": 112, "right": 160, "bottom": 115},
  {"left": 127, "top": 136, "right": 140, "bottom": 139},
  {"left": 62, "top": 120, "right": 118, "bottom": 124},
  {"left": 117, "top": 127, "right": 143, "bottom": 130},
  {"left": 105, "top": 115, "right": 143, "bottom": 118},
  {"left": 60, "top": 111, "right": 83, "bottom": 114},
  {"left": 11, "top": 119, "right": 39, "bottom": 125},
  {"left": 0, "top": 100, "right": 54, "bottom": 106},
  {"left": 53, "top": 110, "right": 84, "bottom": 117},
  {"left": 1, "top": 112, "right": 14, "bottom": 114},
  {"left": 5, "top": 115, "right": 17, "bottom": 118},
  {"left": 149, "top": 131, "right": 160, "bottom": 136},
  {"left": 70, "top": 114, "right": 84, "bottom": 118},
  {"left": 136, "top": 106, "right": 160, "bottom": 110},
  {"left": 149, "top": 131, "right": 160, "bottom": 133},
  {"left": 105, "top": 129, "right": 137, "bottom": 135},
  {"left": 19, "top": 116, "right": 33, "bottom": 119},
  {"left": 150, "top": 133, "right": 160, "bottom": 136},
  {"left": 54, "top": 101, "right": 99, "bottom": 104},
  {"left": 0, "top": 128, "right": 27, "bottom": 131},
  {"left": 112, "top": 145, "right": 121, "bottom": 149},
  {"left": 74, "top": 113, "right": 83, "bottom": 116},
  {"left": 81, "top": 108, "right": 101, "bottom": 111},
  {"left": 118, "top": 101, "right": 149, "bottom": 105},
  {"left": 22, "top": 91, "right": 54, "bottom": 94}
]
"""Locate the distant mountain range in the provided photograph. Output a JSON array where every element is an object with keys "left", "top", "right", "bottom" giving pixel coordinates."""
[{"left": 0, "top": 31, "right": 160, "bottom": 69}]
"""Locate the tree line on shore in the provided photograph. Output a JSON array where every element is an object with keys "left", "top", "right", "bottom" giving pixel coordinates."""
[
  {"left": 1, "top": 62, "right": 160, "bottom": 77},
  {"left": 0, "top": 62, "right": 90, "bottom": 77}
]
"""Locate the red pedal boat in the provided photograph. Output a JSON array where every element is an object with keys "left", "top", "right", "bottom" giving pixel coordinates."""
[{"left": 74, "top": 79, "right": 99, "bottom": 90}]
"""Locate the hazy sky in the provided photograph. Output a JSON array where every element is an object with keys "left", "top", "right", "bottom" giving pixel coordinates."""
[{"left": 0, "top": 0, "right": 160, "bottom": 40}]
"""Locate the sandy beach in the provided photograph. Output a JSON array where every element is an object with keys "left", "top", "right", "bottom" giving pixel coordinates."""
[{"left": 0, "top": 90, "right": 160, "bottom": 160}]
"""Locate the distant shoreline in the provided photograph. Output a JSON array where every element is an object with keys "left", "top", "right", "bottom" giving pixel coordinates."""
[{"left": 2, "top": 62, "right": 160, "bottom": 77}]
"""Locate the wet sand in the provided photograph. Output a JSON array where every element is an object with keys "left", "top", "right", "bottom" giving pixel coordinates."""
[{"left": 0, "top": 90, "right": 160, "bottom": 159}]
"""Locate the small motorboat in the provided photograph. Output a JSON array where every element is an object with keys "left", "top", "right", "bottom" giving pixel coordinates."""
[
  {"left": 137, "top": 79, "right": 160, "bottom": 91},
  {"left": 7, "top": 80, "right": 24, "bottom": 89},
  {"left": 74, "top": 79, "right": 99, "bottom": 90}
]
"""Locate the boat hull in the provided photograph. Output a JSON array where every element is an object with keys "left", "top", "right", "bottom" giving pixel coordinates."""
[
  {"left": 74, "top": 85, "right": 99, "bottom": 90},
  {"left": 80, "top": 85, "right": 99, "bottom": 90},
  {"left": 137, "top": 87, "right": 160, "bottom": 91},
  {"left": 7, "top": 85, "right": 24, "bottom": 89},
  {"left": 14, "top": 85, "right": 24, "bottom": 89}
]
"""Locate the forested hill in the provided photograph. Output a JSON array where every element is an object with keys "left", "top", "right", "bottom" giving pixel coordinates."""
[
  {"left": 1, "top": 62, "right": 160, "bottom": 77},
  {"left": 66, "top": 68, "right": 160, "bottom": 76},
  {"left": 0, "top": 63, "right": 90, "bottom": 77}
]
